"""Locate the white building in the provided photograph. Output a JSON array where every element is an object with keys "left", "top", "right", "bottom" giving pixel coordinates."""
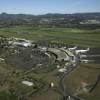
[
  {"left": 22, "top": 81, "right": 34, "bottom": 86},
  {"left": 58, "top": 68, "right": 67, "bottom": 73}
]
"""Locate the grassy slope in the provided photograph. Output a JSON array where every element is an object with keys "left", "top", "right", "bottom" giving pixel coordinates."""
[
  {"left": 0, "top": 26, "right": 100, "bottom": 47},
  {"left": 64, "top": 64, "right": 100, "bottom": 100}
]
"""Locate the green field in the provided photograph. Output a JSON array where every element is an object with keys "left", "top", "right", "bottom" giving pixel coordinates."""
[{"left": 0, "top": 26, "right": 100, "bottom": 47}]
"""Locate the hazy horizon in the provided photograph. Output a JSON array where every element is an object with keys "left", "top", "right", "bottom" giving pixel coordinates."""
[
  {"left": 0, "top": 0, "right": 100, "bottom": 15},
  {"left": 0, "top": 11, "right": 100, "bottom": 16}
]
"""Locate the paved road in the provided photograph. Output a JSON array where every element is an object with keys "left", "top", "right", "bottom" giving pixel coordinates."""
[{"left": 59, "top": 64, "right": 82, "bottom": 100}]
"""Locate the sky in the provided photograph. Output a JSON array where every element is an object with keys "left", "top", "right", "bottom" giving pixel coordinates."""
[{"left": 0, "top": 0, "right": 100, "bottom": 15}]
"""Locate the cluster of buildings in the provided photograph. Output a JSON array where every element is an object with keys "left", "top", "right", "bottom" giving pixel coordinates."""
[
  {"left": 0, "top": 36, "right": 90, "bottom": 74},
  {"left": 8, "top": 38, "right": 34, "bottom": 47}
]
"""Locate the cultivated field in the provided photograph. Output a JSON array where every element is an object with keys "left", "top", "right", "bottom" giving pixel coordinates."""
[{"left": 0, "top": 26, "right": 100, "bottom": 47}]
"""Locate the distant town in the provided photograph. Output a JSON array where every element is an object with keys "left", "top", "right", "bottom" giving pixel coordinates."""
[{"left": 0, "top": 12, "right": 100, "bottom": 29}]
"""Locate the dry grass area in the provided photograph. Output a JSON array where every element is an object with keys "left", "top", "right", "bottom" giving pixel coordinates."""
[
  {"left": 64, "top": 64, "right": 100, "bottom": 100},
  {"left": 30, "top": 90, "right": 60, "bottom": 100}
]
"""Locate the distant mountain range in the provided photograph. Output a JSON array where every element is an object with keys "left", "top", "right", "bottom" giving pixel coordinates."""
[{"left": 0, "top": 12, "right": 100, "bottom": 19}]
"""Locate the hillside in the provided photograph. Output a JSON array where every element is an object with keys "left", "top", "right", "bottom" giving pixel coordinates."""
[{"left": 0, "top": 12, "right": 100, "bottom": 28}]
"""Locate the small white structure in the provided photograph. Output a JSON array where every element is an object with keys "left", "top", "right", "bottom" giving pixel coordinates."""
[
  {"left": 0, "top": 58, "right": 5, "bottom": 61},
  {"left": 68, "top": 96, "right": 71, "bottom": 100},
  {"left": 80, "top": 55, "right": 87, "bottom": 58},
  {"left": 57, "top": 65, "right": 60, "bottom": 68},
  {"left": 23, "top": 42, "right": 32, "bottom": 47},
  {"left": 50, "top": 82, "right": 54, "bottom": 87},
  {"left": 75, "top": 48, "right": 90, "bottom": 54},
  {"left": 64, "top": 55, "right": 70, "bottom": 61},
  {"left": 58, "top": 68, "right": 66, "bottom": 73},
  {"left": 10, "top": 38, "right": 32, "bottom": 47},
  {"left": 81, "top": 59, "right": 89, "bottom": 64},
  {"left": 68, "top": 46, "right": 77, "bottom": 51},
  {"left": 22, "top": 81, "right": 34, "bottom": 86},
  {"left": 41, "top": 47, "right": 47, "bottom": 51},
  {"left": 45, "top": 52, "right": 51, "bottom": 58},
  {"left": 13, "top": 42, "right": 31, "bottom": 47},
  {"left": 65, "top": 62, "right": 70, "bottom": 66}
]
